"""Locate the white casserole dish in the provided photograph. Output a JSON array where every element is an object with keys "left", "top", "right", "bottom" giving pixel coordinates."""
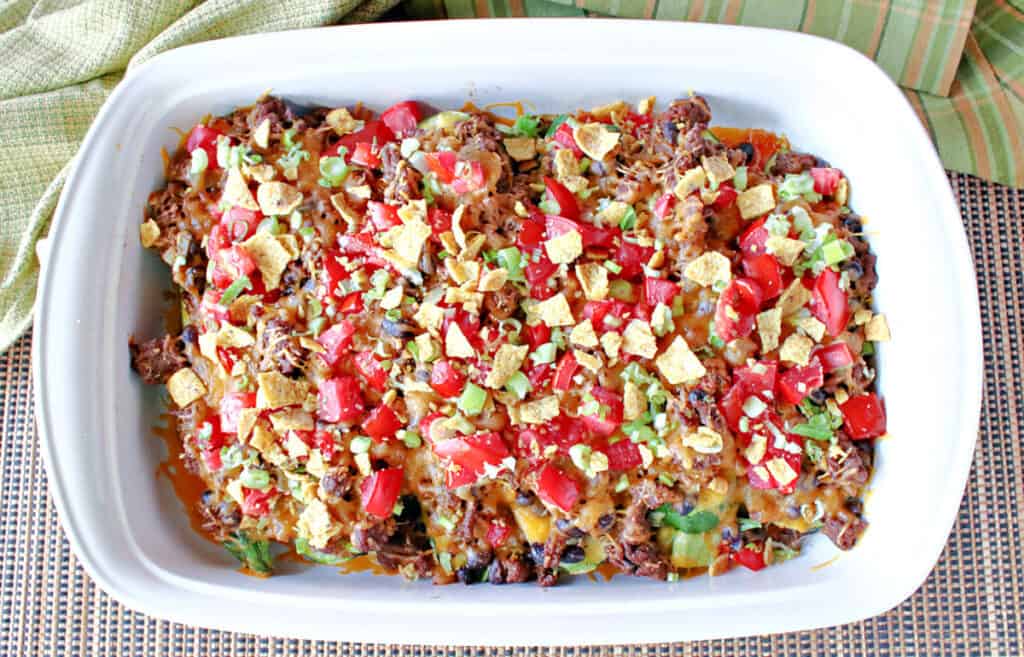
[{"left": 34, "top": 19, "right": 982, "bottom": 644}]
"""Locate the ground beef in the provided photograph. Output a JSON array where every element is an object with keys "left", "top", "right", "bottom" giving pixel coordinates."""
[
  {"left": 351, "top": 517, "right": 397, "bottom": 553},
  {"left": 319, "top": 466, "right": 354, "bottom": 500},
  {"left": 455, "top": 113, "right": 503, "bottom": 153},
  {"left": 380, "top": 143, "right": 421, "bottom": 204},
  {"left": 770, "top": 151, "right": 818, "bottom": 175},
  {"left": 825, "top": 436, "right": 872, "bottom": 488},
  {"left": 623, "top": 542, "right": 670, "bottom": 580},
  {"left": 197, "top": 491, "right": 241, "bottom": 542},
  {"left": 129, "top": 334, "right": 187, "bottom": 384},
  {"left": 484, "top": 282, "right": 520, "bottom": 321},
  {"left": 664, "top": 96, "right": 712, "bottom": 128},
  {"left": 256, "top": 319, "right": 308, "bottom": 377},
  {"left": 487, "top": 555, "right": 532, "bottom": 584},
  {"left": 620, "top": 500, "right": 653, "bottom": 544},
  {"left": 764, "top": 525, "right": 803, "bottom": 550},
  {"left": 536, "top": 532, "right": 568, "bottom": 587},
  {"left": 822, "top": 514, "right": 868, "bottom": 550},
  {"left": 146, "top": 183, "right": 188, "bottom": 252}
]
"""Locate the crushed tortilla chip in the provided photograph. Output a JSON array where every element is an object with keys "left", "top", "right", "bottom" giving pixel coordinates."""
[
  {"left": 504, "top": 137, "right": 537, "bottom": 161},
  {"left": 637, "top": 96, "right": 656, "bottom": 115},
  {"left": 398, "top": 199, "right": 427, "bottom": 224},
  {"left": 391, "top": 216, "right": 431, "bottom": 268},
  {"left": 622, "top": 320, "right": 657, "bottom": 358},
  {"left": 478, "top": 268, "right": 508, "bottom": 292},
  {"left": 601, "top": 332, "right": 622, "bottom": 359},
  {"left": 270, "top": 408, "right": 314, "bottom": 433},
  {"left": 306, "top": 449, "right": 327, "bottom": 479},
  {"left": 217, "top": 324, "right": 255, "bottom": 349},
  {"left": 573, "top": 122, "right": 620, "bottom": 161},
  {"left": 257, "top": 371, "right": 309, "bottom": 409},
  {"left": 296, "top": 499, "right": 339, "bottom": 549},
  {"left": 765, "top": 235, "right": 806, "bottom": 266},
  {"left": 656, "top": 335, "right": 706, "bottom": 385},
  {"left": 513, "top": 396, "right": 560, "bottom": 425},
  {"left": 554, "top": 149, "right": 578, "bottom": 180},
  {"left": 623, "top": 381, "right": 645, "bottom": 421},
  {"left": 674, "top": 166, "right": 706, "bottom": 199},
  {"left": 444, "top": 286, "right": 483, "bottom": 313},
  {"left": 445, "top": 322, "right": 476, "bottom": 359},
  {"left": 596, "top": 201, "right": 629, "bottom": 226},
  {"left": 380, "top": 285, "right": 404, "bottom": 310},
  {"left": 326, "top": 107, "right": 360, "bottom": 135},
  {"left": 257, "top": 181, "right": 303, "bottom": 216},
  {"left": 249, "top": 423, "right": 276, "bottom": 453},
  {"left": 795, "top": 315, "right": 826, "bottom": 342},
  {"left": 167, "top": 368, "right": 206, "bottom": 407},
  {"left": 222, "top": 167, "right": 259, "bottom": 210},
  {"left": 535, "top": 293, "right": 575, "bottom": 327},
  {"left": 574, "top": 350, "right": 601, "bottom": 373},
  {"left": 139, "top": 220, "right": 160, "bottom": 248},
  {"left": 589, "top": 100, "right": 628, "bottom": 118},
  {"left": 684, "top": 251, "right": 732, "bottom": 287},
  {"left": 779, "top": 333, "right": 814, "bottom": 366},
  {"left": 329, "top": 192, "right": 360, "bottom": 226},
  {"left": 484, "top": 344, "right": 529, "bottom": 388},
  {"left": 245, "top": 163, "right": 276, "bottom": 183},
  {"left": 252, "top": 118, "right": 271, "bottom": 149},
  {"left": 865, "top": 313, "right": 891, "bottom": 341},
  {"left": 701, "top": 155, "right": 735, "bottom": 188},
  {"left": 285, "top": 431, "right": 310, "bottom": 459},
  {"left": 853, "top": 308, "right": 873, "bottom": 326},
  {"left": 575, "top": 263, "right": 609, "bottom": 301},
  {"left": 241, "top": 230, "right": 295, "bottom": 290},
  {"left": 545, "top": 230, "right": 583, "bottom": 264},
  {"left": 736, "top": 184, "right": 776, "bottom": 220},
  {"left": 766, "top": 457, "right": 798, "bottom": 486},
  {"left": 414, "top": 333, "right": 440, "bottom": 362},
  {"left": 756, "top": 307, "right": 782, "bottom": 352},
  {"left": 570, "top": 319, "right": 599, "bottom": 347},
  {"left": 413, "top": 302, "right": 444, "bottom": 332},
  {"left": 777, "top": 279, "right": 812, "bottom": 317},
  {"left": 237, "top": 408, "right": 259, "bottom": 442},
  {"left": 683, "top": 426, "right": 724, "bottom": 454}
]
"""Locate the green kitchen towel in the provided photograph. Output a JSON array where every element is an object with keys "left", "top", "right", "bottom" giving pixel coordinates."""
[
  {"left": 0, "top": 0, "right": 400, "bottom": 353},
  {"left": 0, "top": 0, "right": 1021, "bottom": 353}
]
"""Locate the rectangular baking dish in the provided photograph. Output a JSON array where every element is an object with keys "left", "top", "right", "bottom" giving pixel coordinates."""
[{"left": 34, "top": 19, "right": 982, "bottom": 644}]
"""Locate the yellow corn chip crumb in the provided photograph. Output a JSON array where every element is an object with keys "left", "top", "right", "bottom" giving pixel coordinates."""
[
  {"left": 865, "top": 313, "right": 891, "bottom": 341},
  {"left": 575, "top": 263, "right": 609, "bottom": 301},
  {"left": 779, "top": 333, "right": 814, "bottom": 366},
  {"left": 622, "top": 320, "right": 657, "bottom": 358},
  {"left": 684, "top": 251, "right": 732, "bottom": 287},
  {"left": 736, "top": 184, "right": 776, "bottom": 219},
  {"left": 570, "top": 319, "right": 599, "bottom": 348},
  {"left": 545, "top": 230, "right": 583, "bottom": 264},
  {"left": 167, "top": 368, "right": 206, "bottom": 407},
  {"left": 139, "top": 220, "right": 160, "bottom": 248}
]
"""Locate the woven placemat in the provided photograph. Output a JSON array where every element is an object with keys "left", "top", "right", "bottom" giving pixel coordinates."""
[{"left": 1, "top": 172, "right": 1021, "bottom": 656}]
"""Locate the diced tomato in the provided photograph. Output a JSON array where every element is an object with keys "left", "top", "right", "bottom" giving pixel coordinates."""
[
  {"left": 419, "top": 412, "right": 447, "bottom": 444},
  {"left": 602, "top": 439, "right": 642, "bottom": 471},
  {"left": 320, "top": 251, "right": 348, "bottom": 299},
  {"left": 240, "top": 487, "right": 275, "bottom": 517},
  {"left": 654, "top": 193, "right": 675, "bottom": 219},
  {"left": 810, "top": 268, "right": 850, "bottom": 337},
  {"left": 719, "top": 384, "right": 747, "bottom": 433},
  {"left": 840, "top": 393, "right": 887, "bottom": 439},
  {"left": 776, "top": 358, "right": 824, "bottom": 404},
  {"left": 218, "top": 245, "right": 256, "bottom": 279},
  {"left": 206, "top": 224, "right": 231, "bottom": 259},
  {"left": 380, "top": 101, "right": 422, "bottom": 139},
  {"left": 427, "top": 206, "right": 452, "bottom": 237},
  {"left": 440, "top": 309, "right": 482, "bottom": 352},
  {"left": 360, "top": 467, "right": 403, "bottom": 518},
  {"left": 317, "top": 376, "right": 364, "bottom": 423},
  {"left": 739, "top": 216, "right": 770, "bottom": 255},
  {"left": 452, "top": 160, "right": 485, "bottom": 194},
  {"left": 733, "top": 360, "right": 778, "bottom": 396},
  {"left": 433, "top": 431, "right": 510, "bottom": 489},
  {"left": 199, "top": 290, "right": 230, "bottom": 323},
  {"left": 366, "top": 201, "right": 402, "bottom": 232},
  {"left": 430, "top": 360, "right": 466, "bottom": 398},
  {"left": 517, "top": 217, "right": 546, "bottom": 251},
  {"left": 524, "top": 323, "right": 551, "bottom": 350},
  {"left": 742, "top": 253, "right": 783, "bottom": 301},
  {"left": 354, "top": 351, "right": 389, "bottom": 392},
  {"left": 219, "top": 392, "right": 256, "bottom": 435},
  {"left": 643, "top": 276, "right": 680, "bottom": 306},
  {"left": 425, "top": 151, "right": 457, "bottom": 183},
  {"left": 195, "top": 417, "right": 225, "bottom": 472},
  {"left": 210, "top": 265, "right": 233, "bottom": 290},
  {"left": 487, "top": 519, "right": 513, "bottom": 547},
  {"left": 526, "top": 362, "right": 553, "bottom": 391},
  {"left": 615, "top": 240, "right": 655, "bottom": 281},
  {"left": 581, "top": 387, "right": 623, "bottom": 438},
  {"left": 364, "top": 404, "right": 403, "bottom": 442},
  {"left": 329, "top": 120, "right": 396, "bottom": 158},
  {"left": 712, "top": 183, "right": 738, "bottom": 210},
  {"left": 220, "top": 207, "right": 262, "bottom": 242},
  {"left": 316, "top": 320, "right": 356, "bottom": 367},
  {"left": 185, "top": 124, "right": 222, "bottom": 168},
  {"left": 714, "top": 277, "right": 764, "bottom": 343},
  {"left": 314, "top": 430, "right": 336, "bottom": 460},
  {"left": 350, "top": 141, "right": 381, "bottom": 168},
  {"left": 338, "top": 290, "right": 364, "bottom": 315},
  {"left": 552, "top": 122, "right": 584, "bottom": 157},
  {"left": 810, "top": 167, "right": 842, "bottom": 195},
  {"left": 543, "top": 176, "right": 579, "bottom": 220},
  {"left": 525, "top": 254, "right": 559, "bottom": 300},
  {"left": 536, "top": 463, "right": 581, "bottom": 511},
  {"left": 816, "top": 342, "right": 855, "bottom": 372},
  {"left": 734, "top": 545, "right": 766, "bottom": 571},
  {"left": 552, "top": 352, "right": 579, "bottom": 392}
]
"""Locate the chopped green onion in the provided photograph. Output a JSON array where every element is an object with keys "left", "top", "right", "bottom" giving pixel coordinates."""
[
  {"left": 239, "top": 468, "right": 270, "bottom": 490},
  {"left": 657, "top": 505, "right": 719, "bottom": 534},
  {"left": 604, "top": 260, "right": 622, "bottom": 274},
  {"left": 307, "top": 316, "right": 326, "bottom": 337},
  {"left": 258, "top": 216, "right": 282, "bottom": 235},
  {"left": 350, "top": 436, "right": 372, "bottom": 454},
  {"left": 738, "top": 518, "right": 762, "bottom": 532},
  {"left": 223, "top": 531, "right": 273, "bottom": 574},
  {"left": 822, "top": 238, "right": 854, "bottom": 266},
  {"left": 508, "top": 114, "right": 541, "bottom": 138},
  {"left": 538, "top": 199, "right": 560, "bottom": 215},
  {"left": 701, "top": 129, "right": 721, "bottom": 144},
  {"left": 295, "top": 537, "right": 349, "bottom": 565},
  {"left": 733, "top": 166, "right": 748, "bottom": 191},
  {"left": 658, "top": 473, "right": 676, "bottom": 486},
  {"left": 496, "top": 246, "right": 523, "bottom": 279},
  {"left": 619, "top": 205, "right": 637, "bottom": 231},
  {"left": 436, "top": 515, "right": 456, "bottom": 532},
  {"left": 318, "top": 155, "right": 349, "bottom": 188},
  {"left": 189, "top": 148, "right": 208, "bottom": 176},
  {"left": 505, "top": 371, "right": 531, "bottom": 400},
  {"left": 398, "top": 430, "right": 422, "bottom": 449},
  {"left": 545, "top": 114, "right": 569, "bottom": 138},
  {"left": 384, "top": 308, "right": 402, "bottom": 321},
  {"left": 862, "top": 341, "right": 875, "bottom": 356},
  {"left": 614, "top": 474, "right": 630, "bottom": 493},
  {"left": 530, "top": 342, "right": 557, "bottom": 365},
  {"left": 218, "top": 275, "right": 252, "bottom": 307},
  {"left": 778, "top": 172, "right": 822, "bottom": 203},
  {"left": 298, "top": 226, "right": 316, "bottom": 241},
  {"left": 609, "top": 279, "right": 634, "bottom": 302},
  {"left": 458, "top": 383, "right": 487, "bottom": 416}
]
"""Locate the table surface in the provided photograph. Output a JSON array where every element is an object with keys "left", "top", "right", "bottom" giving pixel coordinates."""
[{"left": 1, "top": 172, "right": 1021, "bottom": 656}]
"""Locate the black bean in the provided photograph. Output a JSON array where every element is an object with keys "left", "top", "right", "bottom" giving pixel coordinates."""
[
  {"left": 589, "top": 160, "right": 607, "bottom": 176},
  {"left": 181, "top": 325, "right": 198, "bottom": 346},
  {"left": 414, "top": 368, "right": 430, "bottom": 382},
  {"left": 280, "top": 97, "right": 317, "bottom": 118},
  {"left": 737, "top": 142, "right": 755, "bottom": 163},
  {"left": 677, "top": 500, "right": 694, "bottom": 516},
  {"left": 382, "top": 319, "right": 414, "bottom": 338},
  {"left": 841, "top": 259, "right": 864, "bottom": 279},
  {"left": 814, "top": 156, "right": 831, "bottom": 168},
  {"left": 688, "top": 389, "right": 712, "bottom": 406},
  {"left": 395, "top": 495, "right": 421, "bottom": 523},
  {"left": 696, "top": 299, "right": 715, "bottom": 316},
  {"left": 200, "top": 489, "right": 215, "bottom": 505},
  {"left": 843, "top": 215, "right": 863, "bottom": 233},
  {"left": 845, "top": 498, "right": 864, "bottom": 515},
  {"left": 721, "top": 526, "right": 735, "bottom": 541},
  {"left": 809, "top": 388, "right": 828, "bottom": 405},
  {"left": 515, "top": 492, "right": 532, "bottom": 506},
  {"left": 529, "top": 543, "right": 545, "bottom": 564},
  {"left": 456, "top": 566, "right": 478, "bottom": 585},
  {"left": 561, "top": 545, "right": 586, "bottom": 564},
  {"left": 661, "top": 120, "right": 679, "bottom": 143},
  {"left": 597, "top": 514, "right": 616, "bottom": 531},
  {"left": 786, "top": 505, "right": 801, "bottom": 519},
  {"left": 555, "top": 519, "right": 584, "bottom": 538}
]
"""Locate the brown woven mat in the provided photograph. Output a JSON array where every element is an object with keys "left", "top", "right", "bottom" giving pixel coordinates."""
[{"left": 1, "top": 171, "right": 1021, "bottom": 656}]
